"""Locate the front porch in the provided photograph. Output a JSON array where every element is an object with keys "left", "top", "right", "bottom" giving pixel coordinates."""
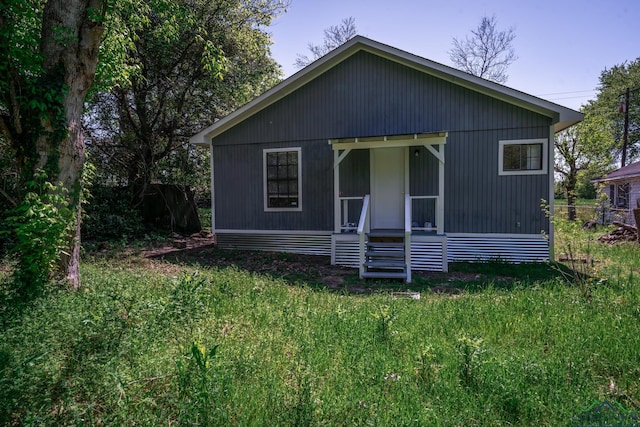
[
  {"left": 329, "top": 132, "right": 448, "bottom": 282},
  {"left": 332, "top": 229, "right": 448, "bottom": 280}
]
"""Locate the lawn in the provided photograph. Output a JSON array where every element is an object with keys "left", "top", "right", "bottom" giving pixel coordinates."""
[{"left": 1, "top": 224, "right": 640, "bottom": 425}]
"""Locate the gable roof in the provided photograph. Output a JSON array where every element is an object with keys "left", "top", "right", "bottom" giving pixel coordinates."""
[
  {"left": 597, "top": 161, "right": 640, "bottom": 182},
  {"left": 190, "top": 36, "right": 583, "bottom": 145}
]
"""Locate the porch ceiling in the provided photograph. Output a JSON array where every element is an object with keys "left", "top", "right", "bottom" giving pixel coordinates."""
[{"left": 329, "top": 132, "right": 447, "bottom": 150}]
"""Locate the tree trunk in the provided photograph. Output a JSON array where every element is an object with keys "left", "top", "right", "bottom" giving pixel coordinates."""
[
  {"left": 566, "top": 174, "right": 577, "bottom": 221},
  {"left": 40, "top": 0, "right": 105, "bottom": 288}
]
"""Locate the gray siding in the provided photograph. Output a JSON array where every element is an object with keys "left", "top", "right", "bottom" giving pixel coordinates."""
[
  {"left": 213, "top": 140, "right": 333, "bottom": 230},
  {"left": 212, "top": 51, "right": 552, "bottom": 234},
  {"left": 339, "top": 149, "right": 370, "bottom": 197},
  {"left": 445, "top": 129, "right": 550, "bottom": 234}
]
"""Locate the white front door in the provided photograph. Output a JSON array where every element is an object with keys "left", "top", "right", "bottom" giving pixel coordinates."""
[{"left": 371, "top": 147, "right": 405, "bottom": 229}]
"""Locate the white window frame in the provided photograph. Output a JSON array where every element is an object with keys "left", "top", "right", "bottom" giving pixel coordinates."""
[
  {"left": 263, "top": 147, "right": 302, "bottom": 212},
  {"left": 498, "top": 138, "right": 548, "bottom": 176}
]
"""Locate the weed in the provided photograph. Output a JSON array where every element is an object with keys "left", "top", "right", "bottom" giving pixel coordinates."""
[
  {"left": 543, "top": 199, "right": 608, "bottom": 299},
  {"left": 284, "top": 361, "right": 315, "bottom": 427},
  {"left": 456, "top": 334, "right": 484, "bottom": 388},
  {"left": 176, "top": 340, "right": 225, "bottom": 425},
  {"left": 415, "top": 345, "right": 438, "bottom": 386},
  {"left": 372, "top": 303, "right": 396, "bottom": 342}
]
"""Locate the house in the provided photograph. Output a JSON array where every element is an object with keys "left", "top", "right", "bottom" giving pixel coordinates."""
[
  {"left": 190, "top": 36, "right": 583, "bottom": 282},
  {"left": 594, "top": 161, "right": 640, "bottom": 225}
]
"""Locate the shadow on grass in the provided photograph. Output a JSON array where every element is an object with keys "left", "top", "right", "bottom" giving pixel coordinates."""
[{"left": 143, "top": 242, "right": 573, "bottom": 295}]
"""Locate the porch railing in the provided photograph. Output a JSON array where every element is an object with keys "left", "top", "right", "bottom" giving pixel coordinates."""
[
  {"left": 338, "top": 196, "right": 363, "bottom": 232},
  {"left": 410, "top": 195, "right": 441, "bottom": 234},
  {"left": 340, "top": 194, "right": 441, "bottom": 235},
  {"left": 357, "top": 194, "right": 370, "bottom": 278}
]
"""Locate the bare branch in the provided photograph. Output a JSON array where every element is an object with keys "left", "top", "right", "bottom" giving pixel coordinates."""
[
  {"left": 448, "top": 15, "right": 517, "bottom": 83},
  {"left": 294, "top": 17, "right": 357, "bottom": 68}
]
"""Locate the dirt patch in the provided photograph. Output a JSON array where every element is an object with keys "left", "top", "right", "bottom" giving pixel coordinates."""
[
  {"left": 86, "top": 234, "right": 526, "bottom": 295},
  {"left": 142, "top": 234, "right": 363, "bottom": 288}
]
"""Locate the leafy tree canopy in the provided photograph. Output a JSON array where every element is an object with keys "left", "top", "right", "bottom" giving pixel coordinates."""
[
  {"left": 85, "top": 0, "right": 287, "bottom": 204},
  {"left": 581, "top": 58, "right": 640, "bottom": 166}
]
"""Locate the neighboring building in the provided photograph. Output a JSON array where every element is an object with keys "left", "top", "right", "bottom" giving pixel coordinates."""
[
  {"left": 594, "top": 161, "right": 640, "bottom": 225},
  {"left": 190, "top": 36, "right": 583, "bottom": 282}
]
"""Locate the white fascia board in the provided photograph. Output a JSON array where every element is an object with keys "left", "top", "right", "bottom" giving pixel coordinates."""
[{"left": 594, "top": 174, "right": 640, "bottom": 183}]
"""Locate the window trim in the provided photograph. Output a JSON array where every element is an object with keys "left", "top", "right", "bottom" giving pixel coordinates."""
[
  {"left": 498, "top": 138, "right": 548, "bottom": 176},
  {"left": 263, "top": 147, "right": 302, "bottom": 212},
  {"left": 613, "top": 182, "right": 630, "bottom": 209}
]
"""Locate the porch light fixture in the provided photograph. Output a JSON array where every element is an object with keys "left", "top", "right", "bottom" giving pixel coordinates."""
[{"left": 414, "top": 149, "right": 420, "bottom": 157}]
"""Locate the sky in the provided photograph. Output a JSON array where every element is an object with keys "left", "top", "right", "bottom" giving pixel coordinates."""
[{"left": 267, "top": 0, "right": 640, "bottom": 111}]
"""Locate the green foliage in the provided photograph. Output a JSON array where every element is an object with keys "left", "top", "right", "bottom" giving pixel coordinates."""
[
  {"left": 86, "top": 0, "right": 285, "bottom": 198},
  {"left": 82, "top": 186, "right": 144, "bottom": 241},
  {"left": 372, "top": 303, "right": 397, "bottom": 342},
  {"left": 1, "top": 233, "right": 639, "bottom": 424},
  {"left": 554, "top": 121, "right": 611, "bottom": 217},
  {"left": 582, "top": 58, "right": 640, "bottom": 164},
  {"left": 4, "top": 170, "right": 73, "bottom": 293},
  {"left": 575, "top": 169, "right": 598, "bottom": 199},
  {"left": 175, "top": 341, "right": 226, "bottom": 425},
  {"left": 456, "top": 335, "right": 485, "bottom": 387},
  {"left": 552, "top": 214, "right": 606, "bottom": 298}
]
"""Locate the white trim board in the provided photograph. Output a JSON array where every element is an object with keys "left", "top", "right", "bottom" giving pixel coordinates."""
[
  {"left": 498, "top": 139, "right": 548, "bottom": 176},
  {"left": 263, "top": 147, "right": 302, "bottom": 212}
]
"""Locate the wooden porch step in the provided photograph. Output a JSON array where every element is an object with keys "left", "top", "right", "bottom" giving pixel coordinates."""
[
  {"left": 361, "top": 229, "right": 409, "bottom": 281},
  {"left": 366, "top": 241, "right": 405, "bottom": 249},
  {"left": 364, "top": 260, "right": 406, "bottom": 269},
  {"left": 365, "top": 250, "right": 405, "bottom": 258},
  {"left": 361, "top": 271, "right": 408, "bottom": 280},
  {"left": 367, "top": 229, "right": 404, "bottom": 238}
]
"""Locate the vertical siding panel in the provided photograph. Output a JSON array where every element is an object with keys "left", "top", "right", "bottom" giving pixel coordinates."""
[{"left": 213, "top": 51, "right": 552, "bottom": 234}]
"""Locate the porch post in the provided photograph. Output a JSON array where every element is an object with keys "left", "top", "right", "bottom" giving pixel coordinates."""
[
  {"left": 437, "top": 143, "right": 445, "bottom": 235},
  {"left": 334, "top": 150, "right": 341, "bottom": 233}
]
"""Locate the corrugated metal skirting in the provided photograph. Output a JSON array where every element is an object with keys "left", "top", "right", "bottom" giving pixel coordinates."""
[
  {"left": 333, "top": 234, "right": 448, "bottom": 271},
  {"left": 448, "top": 235, "right": 549, "bottom": 263},
  {"left": 216, "top": 233, "right": 331, "bottom": 256},
  {"left": 411, "top": 240, "right": 447, "bottom": 271},
  {"left": 334, "top": 237, "right": 360, "bottom": 268}
]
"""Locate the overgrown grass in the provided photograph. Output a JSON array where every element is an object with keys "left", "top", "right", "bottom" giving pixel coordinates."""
[
  {"left": 1, "top": 227, "right": 640, "bottom": 425},
  {"left": 198, "top": 207, "right": 211, "bottom": 231}
]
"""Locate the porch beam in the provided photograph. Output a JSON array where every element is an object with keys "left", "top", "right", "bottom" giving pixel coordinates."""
[{"left": 330, "top": 132, "right": 447, "bottom": 151}]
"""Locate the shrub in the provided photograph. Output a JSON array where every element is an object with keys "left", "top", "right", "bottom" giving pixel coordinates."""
[
  {"left": 4, "top": 171, "right": 73, "bottom": 294},
  {"left": 82, "top": 186, "right": 144, "bottom": 241}
]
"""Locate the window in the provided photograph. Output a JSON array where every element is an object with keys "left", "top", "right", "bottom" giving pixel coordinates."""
[
  {"left": 615, "top": 183, "right": 630, "bottom": 209},
  {"left": 499, "top": 139, "right": 547, "bottom": 175},
  {"left": 263, "top": 148, "right": 302, "bottom": 211}
]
